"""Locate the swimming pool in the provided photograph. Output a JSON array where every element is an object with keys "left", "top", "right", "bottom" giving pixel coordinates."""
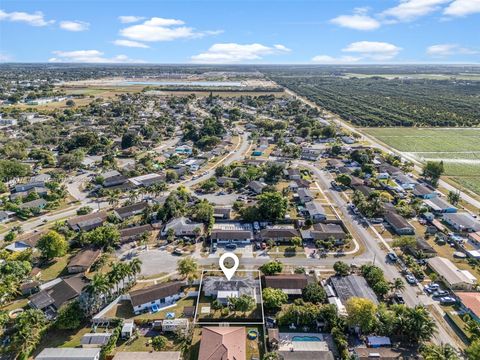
[{"left": 292, "top": 336, "right": 321, "bottom": 342}]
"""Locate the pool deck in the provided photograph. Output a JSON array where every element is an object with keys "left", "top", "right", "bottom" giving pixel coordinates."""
[{"left": 278, "top": 332, "right": 330, "bottom": 352}]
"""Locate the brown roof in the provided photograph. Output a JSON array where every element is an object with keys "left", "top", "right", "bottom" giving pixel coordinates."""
[
  {"left": 263, "top": 274, "right": 309, "bottom": 290},
  {"left": 129, "top": 281, "right": 184, "bottom": 307},
  {"left": 198, "top": 327, "right": 246, "bottom": 360},
  {"left": 354, "top": 347, "right": 404, "bottom": 359},
  {"left": 385, "top": 211, "right": 414, "bottom": 231},
  {"left": 268, "top": 328, "right": 279, "bottom": 343},
  {"left": 17, "top": 230, "right": 46, "bottom": 247},
  {"left": 114, "top": 202, "right": 148, "bottom": 219},
  {"left": 120, "top": 224, "right": 153, "bottom": 240},
  {"left": 68, "top": 248, "right": 102, "bottom": 270},
  {"left": 210, "top": 229, "right": 253, "bottom": 240},
  {"left": 260, "top": 228, "right": 300, "bottom": 239},
  {"left": 67, "top": 211, "right": 108, "bottom": 230}
]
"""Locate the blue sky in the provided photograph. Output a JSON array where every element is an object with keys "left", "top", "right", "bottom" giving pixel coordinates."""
[{"left": 1, "top": 0, "right": 479, "bottom": 64}]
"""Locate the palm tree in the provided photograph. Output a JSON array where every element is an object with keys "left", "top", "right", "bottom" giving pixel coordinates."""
[
  {"left": 10, "top": 309, "right": 46, "bottom": 357},
  {"left": 390, "top": 278, "right": 405, "bottom": 293},
  {"left": 108, "top": 263, "right": 123, "bottom": 295},
  {"left": 177, "top": 257, "right": 198, "bottom": 284},
  {"left": 129, "top": 258, "right": 142, "bottom": 282},
  {"left": 406, "top": 305, "right": 437, "bottom": 342},
  {"left": 85, "top": 273, "right": 109, "bottom": 313},
  {"left": 421, "top": 343, "right": 460, "bottom": 360}
]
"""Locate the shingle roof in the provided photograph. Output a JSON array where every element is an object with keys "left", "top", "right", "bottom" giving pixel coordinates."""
[
  {"left": 330, "top": 275, "right": 378, "bottom": 304},
  {"left": 198, "top": 327, "right": 246, "bottom": 360},
  {"left": 129, "top": 281, "right": 184, "bottom": 307},
  {"left": 35, "top": 347, "right": 101, "bottom": 360},
  {"left": 68, "top": 248, "right": 102, "bottom": 270},
  {"left": 263, "top": 274, "right": 309, "bottom": 291}
]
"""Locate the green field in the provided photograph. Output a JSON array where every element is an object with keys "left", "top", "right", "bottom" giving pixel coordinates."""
[{"left": 362, "top": 127, "right": 480, "bottom": 196}]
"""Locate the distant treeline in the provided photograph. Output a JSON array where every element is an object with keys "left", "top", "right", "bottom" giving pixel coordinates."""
[
  {"left": 148, "top": 86, "right": 283, "bottom": 92},
  {"left": 269, "top": 74, "right": 480, "bottom": 127}
]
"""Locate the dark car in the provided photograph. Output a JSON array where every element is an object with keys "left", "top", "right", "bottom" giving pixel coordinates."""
[
  {"left": 225, "top": 243, "right": 237, "bottom": 250},
  {"left": 387, "top": 252, "right": 398, "bottom": 262},
  {"left": 393, "top": 292, "right": 405, "bottom": 304}
]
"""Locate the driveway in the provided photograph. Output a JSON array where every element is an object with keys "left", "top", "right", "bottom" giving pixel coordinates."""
[{"left": 136, "top": 249, "right": 181, "bottom": 276}]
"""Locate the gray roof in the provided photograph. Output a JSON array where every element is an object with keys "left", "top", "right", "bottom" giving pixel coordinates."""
[
  {"left": 279, "top": 351, "right": 334, "bottom": 360},
  {"left": 330, "top": 275, "right": 378, "bottom": 305},
  {"left": 35, "top": 348, "right": 100, "bottom": 360},
  {"left": 305, "top": 201, "right": 325, "bottom": 216},
  {"left": 80, "top": 333, "right": 112, "bottom": 346},
  {"left": 19, "top": 198, "right": 47, "bottom": 209},
  {"left": 423, "top": 196, "right": 456, "bottom": 212},
  {"left": 443, "top": 212, "right": 480, "bottom": 231},
  {"left": 163, "top": 216, "right": 203, "bottom": 235},
  {"left": 113, "top": 352, "right": 181, "bottom": 360}
]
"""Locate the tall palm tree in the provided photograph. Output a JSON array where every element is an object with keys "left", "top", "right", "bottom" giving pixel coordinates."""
[
  {"left": 406, "top": 305, "right": 437, "bottom": 342},
  {"left": 85, "top": 273, "right": 109, "bottom": 313},
  {"left": 108, "top": 263, "right": 123, "bottom": 295},
  {"left": 129, "top": 258, "right": 142, "bottom": 282},
  {"left": 390, "top": 278, "right": 405, "bottom": 293}
]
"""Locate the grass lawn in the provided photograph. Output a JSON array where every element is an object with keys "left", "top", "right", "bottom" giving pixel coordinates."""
[
  {"left": 0, "top": 298, "right": 29, "bottom": 312},
  {"left": 196, "top": 295, "right": 263, "bottom": 321},
  {"left": 246, "top": 326, "right": 264, "bottom": 360},
  {"left": 116, "top": 330, "right": 183, "bottom": 353},
  {"left": 33, "top": 324, "right": 95, "bottom": 356},
  {"left": 39, "top": 254, "right": 70, "bottom": 281}
]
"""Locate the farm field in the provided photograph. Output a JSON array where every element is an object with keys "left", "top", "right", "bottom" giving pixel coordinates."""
[{"left": 362, "top": 127, "right": 480, "bottom": 196}]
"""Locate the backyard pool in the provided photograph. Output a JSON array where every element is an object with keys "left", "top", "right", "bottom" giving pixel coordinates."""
[{"left": 292, "top": 336, "right": 321, "bottom": 342}]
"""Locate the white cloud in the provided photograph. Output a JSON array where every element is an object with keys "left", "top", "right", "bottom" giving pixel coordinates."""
[
  {"left": 119, "top": 17, "right": 221, "bottom": 42},
  {"left": 427, "top": 43, "right": 478, "bottom": 56},
  {"left": 191, "top": 43, "right": 290, "bottom": 64},
  {"left": 48, "top": 50, "right": 145, "bottom": 63},
  {"left": 113, "top": 39, "right": 150, "bottom": 48},
  {"left": 59, "top": 20, "right": 89, "bottom": 32},
  {"left": 0, "top": 9, "right": 54, "bottom": 26},
  {"left": 330, "top": 8, "right": 380, "bottom": 30},
  {"left": 443, "top": 0, "right": 480, "bottom": 16},
  {"left": 311, "top": 55, "right": 361, "bottom": 64},
  {"left": 119, "top": 15, "right": 145, "bottom": 24},
  {"left": 342, "top": 41, "right": 402, "bottom": 60},
  {"left": 381, "top": 0, "right": 450, "bottom": 22},
  {"left": 0, "top": 52, "right": 13, "bottom": 62}
]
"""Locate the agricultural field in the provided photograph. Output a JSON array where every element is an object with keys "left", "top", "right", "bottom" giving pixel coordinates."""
[{"left": 362, "top": 127, "right": 480, "bottom": 196}]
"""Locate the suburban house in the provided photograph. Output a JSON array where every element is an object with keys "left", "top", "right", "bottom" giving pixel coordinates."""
[
  {"left": 297, "top": 188, "right": 314, "bottom": 204},
  {"left": 456, "top": 292, "right": 480, "bottom": 323},
  {"left": 114, "top": 202, "right": 148, "bottom": 220},
  {"left": 354, "top": 348, "right": 404, "bottom": 360},
  {"left": 384, "top": 211, "right": 415, "bottom": 235},
  {"left": 67, "top": 211, "right": 108, "bottom": 232},
  {"left": 301, "top": 148, "right": 322, "bottom": 161},
  {"left": 248, "top": 180, "right": 267, "bottom": 194},
  {"left": 443, "top": 213, "right": 480, "bottom": 233},
  {"left": 119, "top": 224, "right": 153, "bottom": 243},
  {"left": 423, "top": 197, "right": 457, "bottom": 214},
  {"left": 102, "top": 171, "right": 127, "bottom": 187},
  {"left": 210, "top": 222, "right": 253, "bottom": 245},
  {"left": 202, "top": 276, "right": 258, "bottom": 304},
  {"left": 213, "top": 206, "right": 232, "bottom": 220},
  {"left": 285, "top": 168, "right": 301, "bottom": 180},
  {"left": 428, "top": 257, "right": 477, "bottom": 290},
  {"left": 5, "top": 230, "right": 44, "bottom": 252},
  {"left": 80, "top": 333, "right": 112, "bottom": 348},
  {"left": 263, "top": 274, "right": 311, "bottom": 296},
  {"left": 308, "top": 222, "right": 347, "bottom": 242},
  {"left": 129, "top": 173, "right": 165, "bottom": 187},
  {"left": 260, "top": 225, "right": 300, "bottom": 243},
  {"left": 19, "top": 198, "right": 48, "bottom": 210},
  {"left": 198, "top": 327, "right": 246, "bottom": 360},
  {"left": 129, "top": 281, "right": 184, "bottom": 314},
  {"left": 304, "top": 201, "right": 327, "bottom": 222},
  {"left": 413, "top": 184, "right": 437, "bottom": 199},
  {"left": 35, "top": 348, "right": 101, "bottom": 360},
  {"left": 161, "top": 216, "right": 204, "bottom": 237},
  {"left": 0, "top": 210, "right": 15, "bottom": 223},
  {"left": 29, "top": 274, "right": 89, "bottom": 319},
  {"left": 330, "top": 275, "right": 378, "bottom": 306},
  {"left": 67, "top": 248, "right": 102, "bottom": 274},
  {"left": 393, "top": 173, "right": 417, "bottom": 190}
]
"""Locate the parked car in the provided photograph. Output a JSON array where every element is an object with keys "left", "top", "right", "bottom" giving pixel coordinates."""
[
  {"left": 424, "top": 283, "right": 440, "bottom": 294},
  {"left": 387, "top": 252, "right": 398, "bottom": 262},
  {"left": 173, "top": 248, "right": 184, "bottom": 256},
  {"left": 432, "top": 290, "right": 449, "bottom": 298},
  {"left": 439, "top": 296, "right": 457, "bottom": 305},
  {"left": 212, "top": 243, "right": 217, "bottom": 253},
  {"left": 225, "top": 243, "right": 237, "bottom": 250},
  {"left": 392, "top": 292, "right": 405, "bottom": 304},
  {"left": 405, "top": 274, "right": 417, "bottom": 285}
]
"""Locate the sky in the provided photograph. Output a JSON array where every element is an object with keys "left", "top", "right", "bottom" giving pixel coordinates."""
[{"left": 0, "top": 0, "right": 479, "bottom": 64}]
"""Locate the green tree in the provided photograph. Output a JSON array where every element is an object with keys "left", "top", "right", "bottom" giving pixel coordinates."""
[
  {"left": 55, "top": 301, "right": 84, "bottom": 330},
  {"left": 448, "top": 190, "right": 461, "bottom": 206},
  {"left": 257, "top": 191, "right": 288, "bottom": 221},
  {"left": 177, "top": 257, "right": 198, "bottom": 282},
  {"left": 83, "top": 225, "right": 120, "bottom": 249},
  {"left": 390, "top": 278, "right": 405, "bottom": 293},
  {"left": 260, "top": 261, "right": 283, "bottom": 275},
  {"left": 37, "top": 230, "right": 68, "bottom": 260},
  {"left": 336, "top": 174, "right": 351, "bottom": 187},
  {"left": 291, "top": 236, "right": 302, "bottom": 248},
  {"left": 230, "top": 294, "right": 255, "bottom": 315},
  {"left": 333, "top": 261, "right": 350, "bottom": 276},
  {"left": 262, "top": 288, "right": 288, "bottom": 310},
  {"left": 152, "top": 335, "right": 168, "bottom": 351},
  {"left": 302, "top": 283, "right": 327, "bottom": 304},
  {"left": 466, "top": 340, "right": 480, "bottom": 360},
  {"left": 346, "top": 297, "right": 378, "bottom": 334},
  {"left": 422, "top": 161, "right": 444, "bottom": 187},
  {"left": 166, "top": 170, "right": 179, "bottom": 183},
  {"left": 9, "top": 309, "right": 47, "bottom": 358}
]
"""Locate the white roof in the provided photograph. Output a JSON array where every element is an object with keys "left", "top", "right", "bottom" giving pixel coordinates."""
[
  {"left": 35, "top": 348, "right": 100, "bottom": 360},
  {"left": 428, "top": 257, "right": 476, "bottom": 286},
  {"left": 217, "top": 290, "right": 239, "bottom": 299},
  {"left": 113, "top": 352, "right": 181, "bottom": 360}
]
